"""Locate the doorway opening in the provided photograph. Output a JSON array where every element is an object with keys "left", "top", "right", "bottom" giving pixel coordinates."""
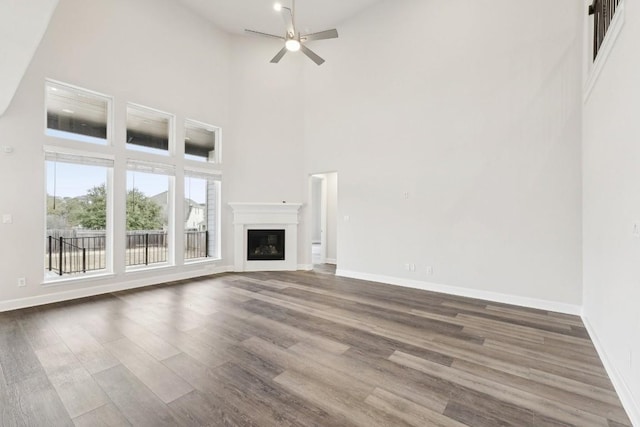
[{"left": 310, "top": 172, "right": 338, "bottom": 272}]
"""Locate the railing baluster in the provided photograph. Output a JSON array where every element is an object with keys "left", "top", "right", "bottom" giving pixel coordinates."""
[
  {"left": 590, "top": 0, "right": 620, "bottom": 60},
  {"left": 59, "top": 236, "right": 63, "bottom": 276},
  {"left": 48, "top": 236, "right": 52, "bottom": 271}
]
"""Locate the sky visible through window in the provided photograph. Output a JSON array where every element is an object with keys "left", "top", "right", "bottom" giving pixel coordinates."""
[
  {"left": 185, "top": 177, "right": 206, "bottom": 204},
  {"left": 46, "top": 162, "right": 205, "bottom": 203},
  {"left": 46, "top": 162, "right": 105, "bottom": 198}
]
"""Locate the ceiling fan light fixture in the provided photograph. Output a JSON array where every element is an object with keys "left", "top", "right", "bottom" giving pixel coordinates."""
[
  {"left": 245, "top": 0, "right": 338, "bottom": 65},
  {"left": 285, "top": 39, "right": 301, "bottom": 52}
]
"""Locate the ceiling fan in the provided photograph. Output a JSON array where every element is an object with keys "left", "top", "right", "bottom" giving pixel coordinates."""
[{"left": 245, "top": 0, "right": 339, "bottom": 66}]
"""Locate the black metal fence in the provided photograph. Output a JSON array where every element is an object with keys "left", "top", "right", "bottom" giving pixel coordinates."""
[
  {"left": 185, "top": 231, "right": 208, "bottom": 260},
  {"left": 47, "top": 236, "right": 105, "bottom": 275},
  {"left": 589, "top": 0, "right": 621, "bottom": 60},
  {"left": 125, "top": 232, "right": 168, "bottom": 267},
  {"left": 47, "top": 230, "right": 208, "bottom": 275}
]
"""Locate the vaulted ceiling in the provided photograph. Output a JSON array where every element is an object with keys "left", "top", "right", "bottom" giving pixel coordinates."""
[
  {"left": 0, "top": 0, "right": 59, "bottom": 116},
  {"left": 0, "top": 0, "right": 384, "bottom": 117},
  {"left": 175, "top": 0, "right": 383, "bottom": 36}
]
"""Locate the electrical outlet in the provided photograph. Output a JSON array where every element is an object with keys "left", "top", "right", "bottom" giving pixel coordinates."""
[
  {"left": 404, "top": 263, "right": 411, "bottom": 271},
  {"left": 426, "top": 266, "right": 434, "bottom": 275},
  {"left": 403, "top": 191, "right": 409, "bottom": 199},
  {"left": 634, "top": 222, "right": 640, "bottom": 237},
  {"left": 17, "top": 278, "right": 26, "bottom": 287}
]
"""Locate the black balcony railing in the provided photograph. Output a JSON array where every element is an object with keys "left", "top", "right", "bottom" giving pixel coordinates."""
[
  {"left": 47, "top": 230, "right": 208, "bottom": 275},
  {"left": 185, "top": 231, "right": 208, "bottom": 260},
  {"left": 47, "top": 236, "right": 105, "bottom": 275},
  {"left": 125, "top": 232, "right": 168, "bottom": 267},
  {"left": 589, "top": 0, "right": 621, "bottom": 60}
]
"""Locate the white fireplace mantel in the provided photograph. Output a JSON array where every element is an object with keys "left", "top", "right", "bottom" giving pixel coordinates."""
[{"left": 229, "top": 202, "right": 303, "bottom": 272}]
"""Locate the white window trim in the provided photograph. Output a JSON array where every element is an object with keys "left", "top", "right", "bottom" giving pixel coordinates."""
[
  {"left": 44, "top": 79, "right": 113, "bottom": 145},
  {"left": 42, "top": 80, "right": 224, "bottom": 284},
  {"left": 43, "top": 150, "right": 115, "bottom": 282},
  {"left": 124, "top": 168, "right": 176, "bottom": 270},
  {"left": 583, "top": 0, "right": 626, "bottom": 103},
  {"left": 184, "top": 118, "right": 222, "bottom": 164},
  {"left": 183, "top": 172, "right": 222, "bottom": 262},
  {"left": 126, "top": 102, "right": 175, "bottom": 156}
]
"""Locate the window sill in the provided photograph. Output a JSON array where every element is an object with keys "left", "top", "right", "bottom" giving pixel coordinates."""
[
  {"left": 184, "top": 257, "right": 222, "bottom": 266},
  {"left": 42, "top": 271, "right": 115, "bottom": 287},
  {"left": 584, "top": 0, "right": 625, "bottom": 103},
  {"left": 125, "top": 263, "right": 174, "bottom": 274}
]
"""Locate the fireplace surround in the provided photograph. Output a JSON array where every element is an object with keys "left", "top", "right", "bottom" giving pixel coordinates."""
[{"left": 229, "top": 202, "right": 302, "bottom": 272}]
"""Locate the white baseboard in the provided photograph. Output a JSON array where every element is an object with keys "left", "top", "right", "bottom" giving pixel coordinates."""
[
  {"left": 582, "top": 316, "right": 639, "bottom": 426},
  {"left": 335, "top": 269, "right": 581, "bottom": 315},
  {"left": 298, "top": 264, "right": 314, "bottom": 271},
  {"left": 325, "top": 258, "right": 337, "bottom": 265},
  {"left": 0, "top": 265, "right": 234, "bottom": 313}
]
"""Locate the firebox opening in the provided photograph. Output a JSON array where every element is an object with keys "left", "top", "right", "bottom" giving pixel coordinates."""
[{"left": 247, "top": 229, "right": 285, "bottom": 261}]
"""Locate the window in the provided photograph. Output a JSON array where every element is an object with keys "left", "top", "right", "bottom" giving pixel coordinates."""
[
  {"left": 185, "top": 120, "right": 219, "bottom": 163},
  {"left": 126, "top": 161, "right": 174, "bottom": 268},
  {"left": 184, "top": 172, "right": 220, "bottom": 260},
  {"left": 43, "top": 79, "right": 223, "bottom": 283},
  {"left": 45, "top": 152, "right": 113, "bottom": 277},
  {"left": 45, "top": 81, "right": 110, "bottom": 144},
  {"left": 126, "top": 104, "right": 172, "bottom": 155}
]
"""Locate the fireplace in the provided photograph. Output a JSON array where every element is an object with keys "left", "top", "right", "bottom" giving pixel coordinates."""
[
  {"left": 247, "top": 229, "right": 285, "bottom": 261},
  {"left": 229, "top": 202, "right": 302, "bottom": 272}
]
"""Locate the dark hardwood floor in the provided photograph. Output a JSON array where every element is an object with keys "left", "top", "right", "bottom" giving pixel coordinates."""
[{"left": 0, "top": 266, "right": 632, "bottom": 426}]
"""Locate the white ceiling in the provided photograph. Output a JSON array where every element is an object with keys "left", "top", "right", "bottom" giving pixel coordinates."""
[
  {"left": 176, "top": 0, "right": 384, "bottom": 36},
  {"left": 0, "top": 0, "right": 59, "bottom": 116},
  {"left": 0, "top": 0, "right": 383, "bottom": 117}
]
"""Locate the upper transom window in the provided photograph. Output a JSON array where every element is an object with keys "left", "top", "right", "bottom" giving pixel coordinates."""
[
  {"left": 45, "top": 81, "right": 110, "bottom": 145},
  {"left": 126, "top": 104, "right": 172, "bottom": 155},
  {"left": 185, "top": 120, "right": 219, "bottom": 163}
]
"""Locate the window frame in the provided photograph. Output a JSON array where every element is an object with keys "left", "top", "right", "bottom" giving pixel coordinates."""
[
  {"left": 42, "top": 79, "right": 224, "bottom": 284},
  {"left": 44, "top": 79, "right": 113, "bottom": 146},
  {"left": 125, "top": 160, "right": 176, "bottom": 271},
  {"left": 184, "top": 119, "right": 222, "bottom": 164},
  {"left": 126, "top": 103, "right": 175, "bottom": 157},
  {"left": 43, "top": 147, "right": 115, "bottom": 282},
  {"left": 183, "top": 170, "right": 222, "bottom": 262}
]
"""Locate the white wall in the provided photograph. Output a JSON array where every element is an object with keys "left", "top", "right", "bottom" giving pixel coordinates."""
[
  {"left": 311, "top": 176, "right": 322, "bottom": 243},
  {"left": 309, "top": 172, "right": 338, "bottom": 263},
  {"left": 0, "top": 0, "right": 232, "bottom": 307},
  {"left": 582, "top": 1, "right": 640, "bottom": 422},
  {"left": 225, "top": 35, "right": 308, "bottom": 266},
  {"left": 303, "top": 0, "right": 584, "bottom": 309},
  {"left": 326, "top": 172, "right": 338, "bottom": 263}
]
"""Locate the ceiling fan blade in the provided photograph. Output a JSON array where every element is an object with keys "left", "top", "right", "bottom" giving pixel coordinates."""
[
  {"left": 270, "top": 47, "right": 288, "bottom": 63},
  {"left": 300, "top": 44, "right": 325, "bottom": 66},
  {"left": 245, "top": 29, "right": 285, "bottom": 40},
  {"left": 279, "top": 8, "right": 294, "bottom": 35},
  {"left": 302, "top": 29, "right": 339, "bottom": 42}
]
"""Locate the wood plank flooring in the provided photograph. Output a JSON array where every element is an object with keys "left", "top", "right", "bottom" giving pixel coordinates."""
[{"left": 0, "top": 266, "right": 632, "bottom": 426}]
